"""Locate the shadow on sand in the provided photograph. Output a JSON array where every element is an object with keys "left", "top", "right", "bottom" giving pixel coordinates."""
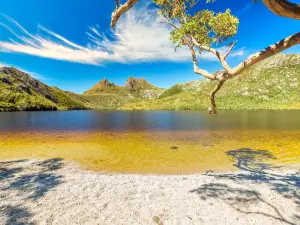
[
  {"left": 191, "top": 148, "right": 300, "bottom": 225},
  {"left": 0, "top": 158, "right": 64, "bottom": 225}
]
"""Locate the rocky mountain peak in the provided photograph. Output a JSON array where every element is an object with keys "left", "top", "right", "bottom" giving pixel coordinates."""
[
  {"left": 98, "top": 78, "right": 115, "bottom": 88},
  {"left": 125, "top": 76, "right": 153, "bottom": 90}
]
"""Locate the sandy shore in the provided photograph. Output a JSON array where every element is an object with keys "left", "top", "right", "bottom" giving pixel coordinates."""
[{"left": 0, "top": 159, "right": 299, "bottom": 225}]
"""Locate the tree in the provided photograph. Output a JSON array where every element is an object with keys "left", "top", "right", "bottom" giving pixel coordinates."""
[
  {"left": 111, "top": 0, "right": 140, "bottom": 28},
  {"left": 110, "top": 0, "right": 300, "bottom": 114},
  {"left": 111, "top": 0, "right": 300, "bottom": 28},
  {"left": 259, "top": 0, "right": 300, "bottom": 19}
]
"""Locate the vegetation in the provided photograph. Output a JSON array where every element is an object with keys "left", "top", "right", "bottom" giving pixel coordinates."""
[
  {"left": 111, "top": 0, "right": 300, "bottom": 114},
  {"left": 120, "top": 54, "right": 300, "bottom": 110},
  {"left": 0, "top": 67, "right": 89, "bottom": 111},
  {"left": 1, "top": 54, "right": 299, "bottom": 111},
  {"left": 83, "top": 92, "right": 135, "bottom": 110},
  {"left": 83, "top": 77, "right": 164, "bottom": 109},
  {"left": 111, "top": 0, "right": 300, "bottom": 28}
]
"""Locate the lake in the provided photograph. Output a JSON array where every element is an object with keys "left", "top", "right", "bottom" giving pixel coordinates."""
[
  {"left": 1, "top": 110, "right": 300, "bottom": 131},
  {"left": 0, "top": 110, "right": 300, "bottom": 174}
]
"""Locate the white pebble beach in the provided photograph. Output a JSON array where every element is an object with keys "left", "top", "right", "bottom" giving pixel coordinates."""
[{"left": 0, "top": 159, "right": 299, "bottom": 225}]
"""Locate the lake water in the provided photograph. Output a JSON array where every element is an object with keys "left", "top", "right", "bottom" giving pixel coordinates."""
[
  {"left": 0, "top": 110, "right": 300, "bottom": 131},
  {"left": 0, "top": 110, "right": 300, "bottom": 174}
]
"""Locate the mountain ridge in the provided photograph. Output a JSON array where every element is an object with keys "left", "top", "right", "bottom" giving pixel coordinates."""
[
  {"left": 0, "top": 67, "right": 90, "bottom": 111},
  {"left": 0, "top": 54, "right": 299, "bottom": 111},
  {"left": 120, "top": 54, "right": 300, "bottom": 110},
  {"left": 84, "top": 76, "right": 160, "bottom": 95}
]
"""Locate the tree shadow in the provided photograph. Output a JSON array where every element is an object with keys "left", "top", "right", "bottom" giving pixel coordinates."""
[
  {"left": 190, "top": 183, "right": 295, "bottom": 225},
  {"left": 192, "top": 148, "right": 300, "bottom": 224},
  {"left": 0, "top": 167, "right": 23, "bottom": 182},
  {"left": 5, "top": 158, "right": 64, "bottom": 200},
  {"left": 0, "top": 160, "right": 31, "bottom": 183},
  {"left": 0, "top": 205, "right": 33, "bottom": 225},
  {"left": 225, "top": 149, "right": 299, "bottom": 203},
  {"left": 0, "top": 158, "right": 65, "bottom": 224}
]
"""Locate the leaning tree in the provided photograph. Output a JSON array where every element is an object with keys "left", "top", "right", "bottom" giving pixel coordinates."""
[
  {"left": 111, "top": 0, "right": 300, "bottom": 114},
  {"left": 111, "top": 0, "right": 300, "bottom": 28}
]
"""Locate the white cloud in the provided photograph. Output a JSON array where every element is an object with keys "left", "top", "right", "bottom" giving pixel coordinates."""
[{"left": 0, "top": 5, "right": 244, "bottom": 65}]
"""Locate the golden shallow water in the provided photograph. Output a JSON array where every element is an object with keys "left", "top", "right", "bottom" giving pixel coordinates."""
[{"left": 0, "top": 130, "right": 299, "bottom": 174}]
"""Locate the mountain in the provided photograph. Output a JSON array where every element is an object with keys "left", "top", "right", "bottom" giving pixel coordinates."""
[
  {"left": 1, "top": 54, "right": 299, "bottom": 112},
  {"left": 0, "top": 67, "right": 89, "bottom": 111},
  {"left": 125, "top": 77, "right": 154, "bottom": 90},
  {"left": 120, "top": 54, "right": 300, "bottom": 110},
  {"left": 84, "top": 78, "right": 117, "bottom": 94},
  {"left": 83, "top": 76, "right": 164, "bottom": 109}
]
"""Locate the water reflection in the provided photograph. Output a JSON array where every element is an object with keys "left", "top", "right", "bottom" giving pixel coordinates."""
[{"left": 0, "top": 110, "right": 299, "bottom": 131}]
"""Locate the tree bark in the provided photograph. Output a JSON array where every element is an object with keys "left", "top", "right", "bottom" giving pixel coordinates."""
[
  {"left": 111, "top": 0, "right": 139, "bottom": 28},
  {"left": 230, "top": 32, "right": 300, "bottom": 76},
  {"left": 209, "top": 79, "right": 226, "bottom": 115},
  {"left": 110, "top": 0, "right": 300, "bottom": 29},
  {"left": 189, "top": 32, "right": 299, "bottom": 114},
  {"left": 262, "top": 0, "right": 300, "bottom": 19}
]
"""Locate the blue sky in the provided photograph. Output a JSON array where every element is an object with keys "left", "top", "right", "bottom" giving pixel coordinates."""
[{"left": 0, "top": 0, "right": 299, "bottom": 93}]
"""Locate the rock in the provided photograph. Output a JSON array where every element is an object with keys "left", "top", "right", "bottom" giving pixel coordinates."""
[
  {"left": 98, "top": 79, "right": 116, "bottom": 88},
  {"left": 125, "top": 76, "right": 153, "bottom": 90},
  {"left": 140, "top": 89, "right": 164, "bottom": 100}
]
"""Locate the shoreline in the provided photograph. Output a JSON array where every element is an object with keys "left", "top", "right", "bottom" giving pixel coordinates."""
[
  {"left": 1, "top": 130, "right": 300, "bottom": 174},
  {"left": 1, "top": 108, "right": 300, "bottom": 112},
  {"left": 1, "top": 159, "right": 299, "bottom": 225}
]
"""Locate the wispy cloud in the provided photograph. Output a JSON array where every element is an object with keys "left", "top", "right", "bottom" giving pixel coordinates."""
[
  {"left": 235, "top": 3, "right": 254, "bottom": 16},
  {"left": 0, "top": 4, "right": 244, "bottom": 65}
]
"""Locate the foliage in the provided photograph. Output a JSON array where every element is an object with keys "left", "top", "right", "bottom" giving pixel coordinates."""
[
  {"left": 154, "top": 0, "right": 239, "bottom": 48},
  {"left": 120, "top": 54, "right": 300, "bottom": 110},
  {"left": 0, "top": 67, "right": 89, "bottom": 111},
  {"left": 1, "top": 54, "right": 299, "bottom": 111},
  {"left": 158, "top": 84, "right": 182, "bottom": 98}
]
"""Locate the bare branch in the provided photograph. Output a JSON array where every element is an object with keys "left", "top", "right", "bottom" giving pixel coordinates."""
[
  {"left": 230, "top": 32, "right": 300, "bottom": 76},
  {"left": 114, "top": 0, "right": 121, "bottom": 8},
  {"left": 188, "top": 45, "right": 216, "bottom": 80},
  {"left": 224, "top": 41, "right": 238, "bottom": 60},
  {"left": 188, "top": 32, "right": 299, "bottom": 114},
  {"left": 262, "top": 0, "right": 300, "bottom": 20},
  {"left": 111, "top": 0, "right": 140, "bottom": 28},
  {"left": 160, "top": 18, "right": 180, "bottom": 30},
  {"left": 190, "top": 37, "right": 233, "bottom": 74}
]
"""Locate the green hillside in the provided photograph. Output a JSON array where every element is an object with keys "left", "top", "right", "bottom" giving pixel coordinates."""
[
  {"left": 120, "top": 54, "right": 300, "bottom": 110},
  {"left": 0, "top": 67, "right": 89, "bottom": 111},
  {"left": 1, "top": 54, "right": 299, "bottom": 112},
  {"left": 83, "top": 77, "right": 164, "bottom": 109}
]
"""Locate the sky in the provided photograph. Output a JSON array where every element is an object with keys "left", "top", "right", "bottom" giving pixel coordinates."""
[{"left": 0, "top": 0, "right": 299, "bottom": 93}]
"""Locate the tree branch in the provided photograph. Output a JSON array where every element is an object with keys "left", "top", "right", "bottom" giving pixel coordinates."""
[
  {"left": 188, "top": 45, "right": 216, "bottom": 80},
  {"left": 262, "top": 0, "right": 300, "bottom": 20},
  {"left": 160, "top": 18, "right": 180, "bottom": 30},
  {"left": 111, "top": 0, "right": 139, "bottom": 28},
  {"left": 224, "top": 41, "right": 238, "bottom": 60},
  {"left": 230, "top": 32, "right": 300, "bottom": 76},
  {"left": 188, "top": 32, "right": 299, "bottom": 114},
  {"left": 190, "top": 37, "right": 233, "bottom": 74}
]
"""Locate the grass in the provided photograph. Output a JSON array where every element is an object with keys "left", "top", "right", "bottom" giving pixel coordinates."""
[
  {"left": 0, "top": 67, "right": 89, "bottom": 111},
  {"left": 120, "top": 54, "right": 300, "bottom": 110},
  {"left": 1, "top": 54, "right": 299, "bottom": 111}
]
